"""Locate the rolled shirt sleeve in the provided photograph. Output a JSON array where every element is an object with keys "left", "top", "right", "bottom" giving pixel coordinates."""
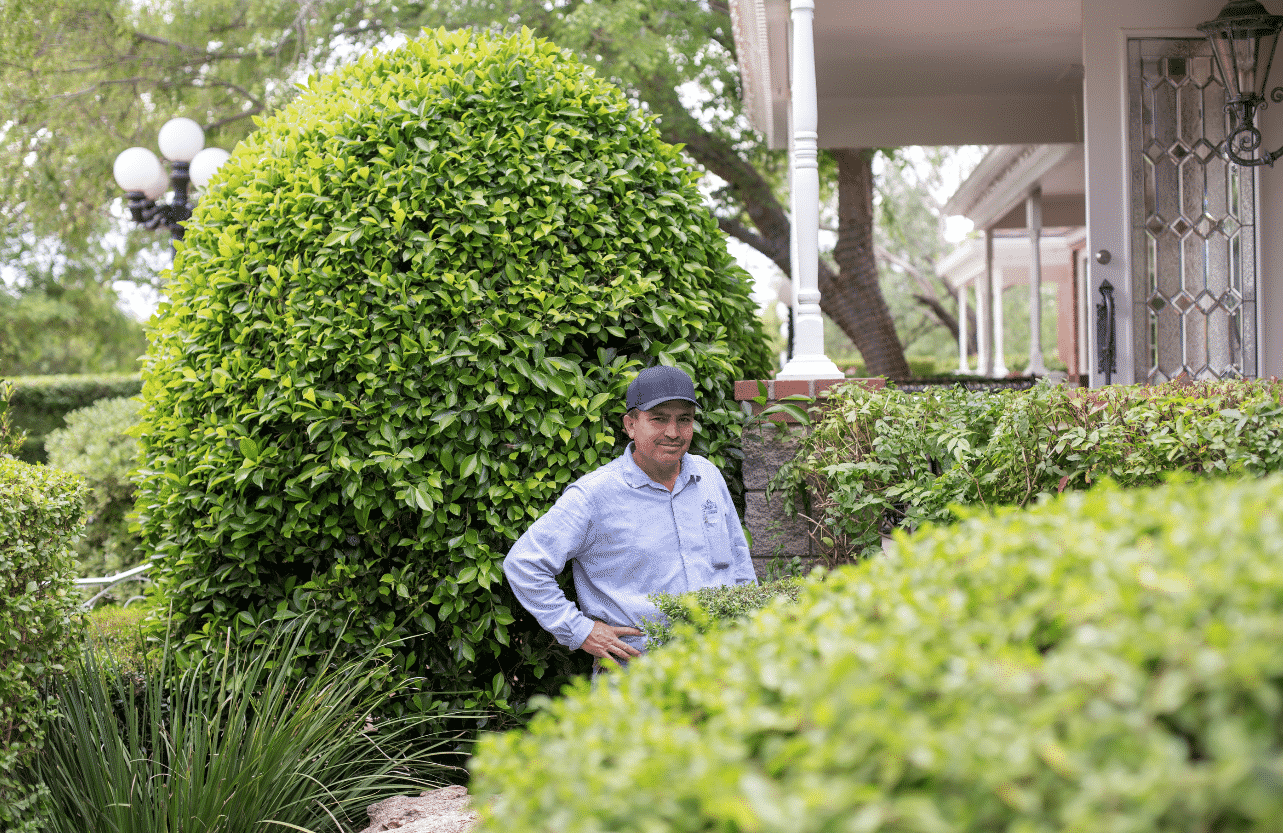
[{"left": 502, "top": 485, "right": 599, "bottom": 650}]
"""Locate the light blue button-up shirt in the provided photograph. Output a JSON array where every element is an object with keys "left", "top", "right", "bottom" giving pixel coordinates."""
[{"left": 503, "top": 444, "right": 757, "bottom": 652}]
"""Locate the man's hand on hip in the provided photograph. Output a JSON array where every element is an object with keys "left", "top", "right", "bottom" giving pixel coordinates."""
[{"left": 580, "top": 621, "right": 643, "bottom": 662}]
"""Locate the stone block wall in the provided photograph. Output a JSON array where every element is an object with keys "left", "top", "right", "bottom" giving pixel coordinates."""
[{"left": 734, "top": 377, "right": 885, "bottom": 579}]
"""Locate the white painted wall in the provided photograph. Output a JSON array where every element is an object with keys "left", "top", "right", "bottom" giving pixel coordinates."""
[{"left": 1082, "top": 0, "right": 1283, "bottom": 383}]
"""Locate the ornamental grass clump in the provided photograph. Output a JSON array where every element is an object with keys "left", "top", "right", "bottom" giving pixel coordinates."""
[
  {"left": 134, "top": 27, "right": 771, "bottom": 720},
  {"left": 26, "top": 616, "right": 464, "bottom": 833},
  {"left": 470, "top": 472, "right": 1283, "bottom": 833}
]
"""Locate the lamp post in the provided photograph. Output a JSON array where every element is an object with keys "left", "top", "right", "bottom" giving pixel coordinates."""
[
  {"left": 112, "top": 117, "right": 230, "bottom": 244},
  {"left": 1198, "top": 0, "right": 1283, "bottom": 166}
]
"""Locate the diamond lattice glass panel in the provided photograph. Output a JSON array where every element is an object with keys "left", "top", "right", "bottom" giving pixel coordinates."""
[
  {"left": 1191, "top": 54, "right": 1215, "bottom": 86},
  {"left": 1206, "top": 151, "right": 1229, "bottom": 229},
  {"left": 1206, "top": 235, "right": 1230, "bottom": 296},
  {"left": 1156, "top": 304, "right": 1184, "bottom": 378},
  {"left": 1179, "top": 81, "right": 1205, "bottom": 146},
  {"left": 1208, "top": 307, "right": 1232, "bottom": 374},
  {"left": 1153, "top": 156, "right": 1181, "bottom": 227},
  {"left": 1155, "top": 233, "right": 1182, "bottom": 298},
  {"left": 1185, "top": 308, "right": 1209, "bottom": 377},
  {"left": 1179, "top": 156, "right": 1205, "bottom": 234},
  {"left": 1230, "top": 310, "right": 1244, "bottom": 375},
  {"left": 1181, "top": 234, "right": 1205, "bottom": 293},
  {"left": 1129, "top": 37, "right": 1257, "bottom": 382},
  {"left": 1231, "top": 231, "right": 1243, "bottom": 293},
  {"left": 1152, "top": 79, "right": 1179, "bottom": 148}
]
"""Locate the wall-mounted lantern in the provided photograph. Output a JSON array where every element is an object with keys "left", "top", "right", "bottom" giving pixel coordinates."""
[{"left": 1199, "top": 0, "right": 1283, "bottom": 166}]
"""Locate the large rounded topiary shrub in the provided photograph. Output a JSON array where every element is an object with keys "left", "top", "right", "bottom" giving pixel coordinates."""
[
  {"left": 471, "top": 473, "right": 1283, "bottom": 831},
  {"left": 134, "top": 28, "right": 771, "bottom": 718}
]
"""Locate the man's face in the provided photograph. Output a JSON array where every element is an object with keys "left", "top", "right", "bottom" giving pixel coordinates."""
[{"left": 623, "top": 399, "right": 695, "bottom": 474}]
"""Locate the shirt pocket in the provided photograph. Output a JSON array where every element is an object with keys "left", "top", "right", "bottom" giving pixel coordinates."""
[{"left": 701, "top": 499, "right": 732, "bottom": 569}]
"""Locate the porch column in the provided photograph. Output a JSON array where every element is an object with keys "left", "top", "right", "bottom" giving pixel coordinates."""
[
  {"left": 989, "top": 230, "right": 1010, "bottom": 376},
  {"left": 1026, "top": 188, "right": 1049, "bottom": 375},
  {"left": 777, "top": 0, "right": 841, "bottom": 380},
  {"left": 977, "top": 237, "right": 992, "bottom": 376},
  {"left": 956, "top": 283, "right": 971, "bottom": 373}
]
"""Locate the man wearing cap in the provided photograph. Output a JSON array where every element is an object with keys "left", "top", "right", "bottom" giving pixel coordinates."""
[{"left": 502, "top": 366, "right": 756, "bottom": 674}]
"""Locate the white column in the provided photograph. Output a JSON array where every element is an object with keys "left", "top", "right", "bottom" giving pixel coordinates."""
[
  {"left": 990, "top": 233, "right": 1009, "bottom": 377},
  {"left": 969, "top": 275, "right": 990, "bottom": 374},
  {"left": 956, "top": 283, "right": 971, "bottom": 373},
  {"left": 1026, "top": 188, "right": 1049, "bottom": 376},
  {"left": 777, "top": 0, "right": 841, "bottom": 380}
]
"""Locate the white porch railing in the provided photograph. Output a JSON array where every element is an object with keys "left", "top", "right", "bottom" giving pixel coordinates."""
[{"left": 74, "top": 562, "right": 151, "bottom": 609}]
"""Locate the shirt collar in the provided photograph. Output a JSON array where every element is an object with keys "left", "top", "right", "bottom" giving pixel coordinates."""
[{"left": 620, "top": 442, "right": 700, "bottom": 490}]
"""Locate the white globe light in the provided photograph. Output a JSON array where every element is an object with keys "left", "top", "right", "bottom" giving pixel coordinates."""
[
  {"left": 157, "top": 117, "right": 205, "bottom": 162},
  {"left": 113, "top": 147, "right": 163, "bottom": 192},
  {"left": 142, "top": 167, "right": 170, "bottom": 201},
  {"left": 189, "top": 147, "right": 231, "bottom": 188}
]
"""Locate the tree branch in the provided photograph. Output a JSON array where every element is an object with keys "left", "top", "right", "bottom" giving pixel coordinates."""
[
  {"left": 717, "top": 217, "right": 786, "bottom": 271},
  {"left": 133, "top": 30, "right": 298, "bottom": 63}
]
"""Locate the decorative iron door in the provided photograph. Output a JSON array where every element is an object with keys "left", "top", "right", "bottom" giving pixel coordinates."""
[{"left": 1128, "top": 38, "right": 1257, "bottom": 382}]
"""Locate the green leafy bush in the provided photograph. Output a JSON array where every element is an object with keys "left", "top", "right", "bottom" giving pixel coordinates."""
[
  {"left": 84, "top": 603, "right": 152, "bottom": 675},
  {"left": 0, "top": 380, "right": 24, "bottom": 457},
  {"left": 0, "top": 458, "right": 87, "bottom": 833},
  {"left": 26, "top": 616, "right": 465, "bottom": 833},
  {"left": 134, "top": 27, "right": 771, "bottom": 721},
  {"left": 470, "top": 472, "right": 1283, "bottom": 832},
  {"left": 777, "top": 379, "right": 1283, "bottom": 560},
  {"left": 6, "top": 373, "right": 142, "bottom": 463},
  {"left": 641, "top": 578, "right": 802, "bottom": 649},
  {"left": 45, "top": 396, "right": 143, "bottom": 580}
]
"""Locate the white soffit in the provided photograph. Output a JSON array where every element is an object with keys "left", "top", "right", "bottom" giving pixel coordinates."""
[
  {"left": 731, "top": 0, "right": 1084, "bottom": 149},
  {"left": 944, "top": 143, "right": 1082, "bottom": 229}
]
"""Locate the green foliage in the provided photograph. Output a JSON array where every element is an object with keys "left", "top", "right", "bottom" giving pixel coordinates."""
[
  {"left": 0, "top": 263, "right": 149, "bottom": 379},
  {"left": 5, "top": 373, "right": 142, "bottom": 464},
  {"left": 1, "top": 0, "right": 435, "bottom": 242},
  {"left": 135, "top": 27, "right": 772, "bottom": 722},
  {"left": 0, "top": 379, "right": 23, "bottom": 457},
  {"left": 0, "top": 457, "right": 87, "bottom": 833},
  {"left": 84, "top": 603, "right": 152, "bottom": 676},
  {"left": 776, "top": 379, "right": 1283, "bottom": 560},
  {"left": 45, "top": 396, "right": 144, "bottom": 579},
  {"left": 470, "top": 472, "right": 1283, "bottom": 833},
  {"left": 641, "top": 578, "right": 802, "bottom": 649},
  {"left": 25, "top": 616, "right": 466, "bottom": 833}
]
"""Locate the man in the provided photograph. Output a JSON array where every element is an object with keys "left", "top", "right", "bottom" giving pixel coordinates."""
[{"left": 502, "top": 365, "right": 757, "bottom": 674}]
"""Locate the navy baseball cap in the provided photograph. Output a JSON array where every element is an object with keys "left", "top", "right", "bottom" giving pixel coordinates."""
[{"left": 626, "top": 366, "right": 698, "bottom": 412}]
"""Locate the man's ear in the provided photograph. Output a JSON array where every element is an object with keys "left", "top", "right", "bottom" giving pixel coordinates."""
[{"left": 622, "top": 410, "right": 636, "bottom": 439}]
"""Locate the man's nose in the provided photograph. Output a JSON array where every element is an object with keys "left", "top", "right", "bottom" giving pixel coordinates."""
[{"left": 663, "top": 420, "right": 680, "bottom": 437}]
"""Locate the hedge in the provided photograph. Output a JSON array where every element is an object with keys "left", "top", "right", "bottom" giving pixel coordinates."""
[
  {"left": 641, "top": 578, "right": 802, "bottom": 649},
  {"left": 0, "top": 458, "right": 88, "bottom": 833},
  {"left": 774, "top": 378, "right": 1283, "bottom": 560},
  {"left": 45, "top": 396, "right": 144, "bottom": 579},
  {"left": 470, "top": 471, "right": 1283, "bottom": 833},
  {"left": 133, "top": 27, "right": 771, "bottom": 723},
  {"left": 4, "top": 374, "right": 142, "bottom": 464}
]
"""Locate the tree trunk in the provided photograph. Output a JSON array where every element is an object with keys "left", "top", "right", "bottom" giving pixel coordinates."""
[
  {"left": 829, "top": 149, "right": 910, "bottom": 378},
  {"left": 649, "top": 94, "right": 910, "bottom": 374}
]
